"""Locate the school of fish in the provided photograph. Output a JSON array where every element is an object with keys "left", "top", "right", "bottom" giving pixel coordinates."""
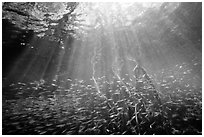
[{"left": 2, "top": 61, "right": 202, "bottom": 135}]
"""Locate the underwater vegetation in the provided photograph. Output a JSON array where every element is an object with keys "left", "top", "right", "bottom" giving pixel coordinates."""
[{"left": 2, "top": 62, "right": 202, "bottom": 135}]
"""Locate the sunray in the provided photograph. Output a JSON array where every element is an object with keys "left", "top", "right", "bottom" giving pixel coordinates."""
[
  {"left": 20, "top": 40, "right": 51, "bottom": 82},
  {"left": 53, "top": 45, "right": 66, "bottom": 81},
  {"left": 39, "top": 42, "right": 58, "bottom": 81},
  {"left": 4, "top": 36, "right": 37, "bottom": 84}
]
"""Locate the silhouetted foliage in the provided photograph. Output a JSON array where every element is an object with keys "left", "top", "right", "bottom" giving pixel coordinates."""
[
  {"left": 3, "top": 2, "right": 201, "bottom": 48},
  {"left": 3, "top": 2, "right": 81, "bottom": 43}
]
